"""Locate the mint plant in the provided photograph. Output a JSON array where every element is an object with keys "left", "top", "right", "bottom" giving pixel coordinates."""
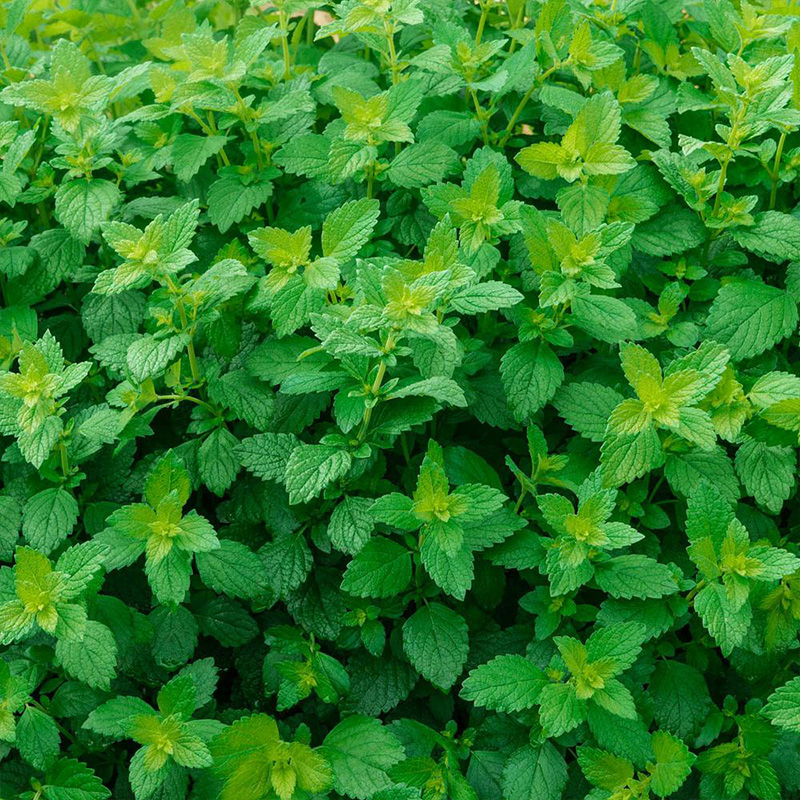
[{"left": 2, "top": 1, "right": 800, "bottom": 799}]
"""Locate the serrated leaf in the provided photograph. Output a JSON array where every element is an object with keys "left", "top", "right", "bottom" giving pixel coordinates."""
[
  {"left": 402, "top": 602, "right": 468, "bottom": 690},
  {"left": 706, "top": 280, "right": 798, "bottom": 361},
  {"left": 322, "top": 716, "right": 405, "bottom": 799},
  {"left": 461, "top": 655, "right": 547, "bottom": 712}
]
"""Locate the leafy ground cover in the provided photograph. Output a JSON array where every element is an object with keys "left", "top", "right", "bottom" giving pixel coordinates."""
[{"left": 2, "top": 0, "right": 800, "bottom": 798}]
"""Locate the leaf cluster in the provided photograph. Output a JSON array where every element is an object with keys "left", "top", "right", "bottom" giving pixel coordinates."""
[{"left": 2, "top": 1, "right": 800, "bottom": 799}]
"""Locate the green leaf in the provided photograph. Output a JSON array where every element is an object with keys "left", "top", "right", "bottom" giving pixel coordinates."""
[
  {"left": 593, "top": 555, "right": 678, "bottom": 599},
  {"left": 664, "top": 447, "right": 739, "bottom": 503},
  {"left": 55, "top": 620, "right": 118, "bottom": 690},
  {"left": 145, "top": 547, "right": 192, "bottom": 605},
  {"left": 649, "top": 731, "right": 695, "bottom": 797},
  {"left": 571, "top": 295, "right": 637, "bottom": 343},
  {"left": 83, "top": 696, "right": 159, "bottom": 738},
  {"left": 501, "top": 341, "right": 564, "bottom": 423},
  {"left": 577, "top": 746, "right": 633, "bottom": 791},
  {"left": 211, "top": 713, "right": 331, "bottom": 800},
  {"left": 764, "top": 676, "right": 800, "bottom": 733},
  {"left": 420, "top": 535, "right": 474, "bottom": 599},
  {"left": 391, "top": 376, "right": 467, "bottom": 407},
  {"left": 22, "top": 488, "right": 78, "bottom": 554},
  {"left": 285, "top": 444, "right": 352, "bottom": 504},
  {"left": 54, "top": 179, "right": 120, "bottom": 244},
  {"left": 735, "top": 439, "right": 796, "bottom": 513},
  {"left": 321, "top": 198, "right": 380, "bottom": 262},
  {"left": 42, "top": 757, "right": 111, "bottom": 800},
  {"left": 555, "top": 382, "right": 625, "bottom": 442},
  {"left": 126, "top": 334, "right": 186, "bottom": 382},
  {"left": 650, "top": 661, "right": 711, "bottom": 740},
  {"left": 706, "top": 280, "right": 798, "bottom": 361},
  {"left": 694, "top": 582, "right": 751, "bottom": 656},
  {"left": 631, "top": 207, "right": 705, "bottom": 256},
  {"left": 322, "top": 715, "right": 405, "bottom": 800},
  {"left": 328, "top": 496, "right": 375, "bottom": 555},
  {"left": 0, "top": 495, "right": 21, "bottom": 561},
  {"left": 502, "top": 743, "right": 568, "bottom": 800},
  {"left": 171, "top": 134, "right": 228, "bottom": 182},
  {"left": 386, "top": 142, "right": 460, "bottom": 188},
  {"left": 461, "top": 655, "right": 547, "bottom": 712},
  {"left": 732, "top": 211, "right": 800, "bottom": 263},
  {"left": 207, "top": 171, "right": 274, "bottom": 233},
  {"left": 236, "top": 433, "right": 299, "bottom": 482},
  {"left": 198, "top": 427, "right": 241, "bottom": 496},
  {"left": 16, "top": 706, "right": 60, "bottom": 769},
  {"left": 586, "top": 622, "right": 647, "bottom": 672},
  {"left": 557, "top": 183, "right": 609, "bottom": 236},
  {"left": 402, "top": 602, "right": 468, "bottom": 690},
  {"left": 341, "top": 537, "right": 412, "bottom": 598},
  {"left": 260, "top": 531, "right": 312, "bottom": 598},
  {"left": 538, "top": 682, "right": 585, "bottom": 736},
  {"left": 450, "top": 281, "right": 524, "bottom": 314},
  {"left": 196, "top": 540, "right": 265, "bottom": 599}
]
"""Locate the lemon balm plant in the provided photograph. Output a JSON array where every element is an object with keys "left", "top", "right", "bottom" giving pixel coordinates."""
[{"left": 2, "top": 0, "right": 800, "bottom": 799}]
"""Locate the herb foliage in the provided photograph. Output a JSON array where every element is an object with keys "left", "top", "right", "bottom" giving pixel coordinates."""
[{"left": 2, "top": 1, "right": 800, "bottom": 799}]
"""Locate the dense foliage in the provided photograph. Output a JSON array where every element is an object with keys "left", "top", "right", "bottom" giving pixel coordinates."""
[{"left": 3, "top": 0, "right": 800, "bottom": 798}]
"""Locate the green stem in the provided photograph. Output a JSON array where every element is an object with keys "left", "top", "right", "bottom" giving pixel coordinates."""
[
  {"left": 385, "top": 21, "right": 399, "bottom": 85},
  {"left": 497, "top": 61, "right": 562, "bottom": 146},
  {"left": 279, "top": 10, "right": 292, "bottom": 80},
  {"left": 712, "top": 115, "right": 742, "bottom": 217},
  {"left": 155, "top": 394, "right": 217, "bottom": 415},
  {"left": 31, "top": 115, "right": 50, "bottom": 174},
  {"left": 475, "top": 2, "right": 488, "bottom": 45},
  {"left": 37, "top": 202, "right": 50, "bottom": 227},
  {"left": 29, "top": 700, "right": 78, "bottom": 745},
  {"left": 712, "top": 158, "right": 729, "bottom": 216},
  {"left": 469, "top": 86, "right": 490, "bottom": 145},
  {"left": 233, "top": 86, "right": 265, "bottom": 170},
  {"left": 59, "top": 442, "right": 70, "bottom": 479},
  {"left": 185, "top": 108, "right": 231, "bottom": 165},
  {"left": 357, "top": 361, "right": 386, "bottom": 441},
  {"left": 499, "top": 84, "right": 534, "bottom": 146},
  {"left": 400, "top": 432, "right": 411, "bottom": 464},
  {"left": 505, "top": 1, "right": 524, "bottom": 53},
  {"left": 186, "top": 339, "right": 200, "bottom": 383},
  {"left": 366, "top": 161, "right": 375, "bottom": 199},
  {"left": 186, "top": 108, "right": 213, "bottom": 134},
  {"left": 357, "top": 334, "right": 394, "bottom": 442},
  {"left": 163, "top": 275, "right": 201, "bottom": 383},
  {"left": 646, "top": 473, "right": 665, "bottom": 504},
  {"left": 0, "top": 41, "right": 12, "bottom": 72},
  {"left": 686, "top": 580, "right": 706, "bottom": 603},
  {"left": 769, "top": 130, "right": 786, "bottom": 210}
]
